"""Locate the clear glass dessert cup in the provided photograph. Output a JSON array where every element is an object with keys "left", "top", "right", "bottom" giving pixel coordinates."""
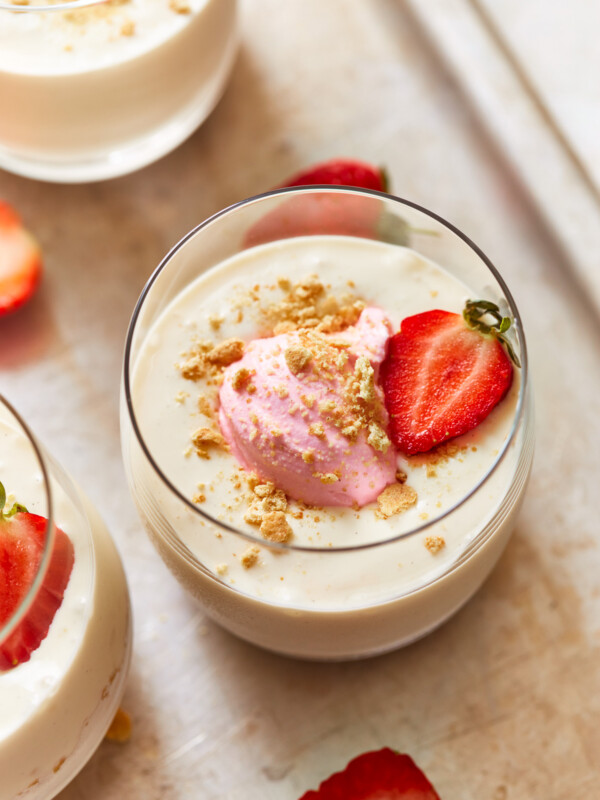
[
  {"left": 0, "top": 0, "right": 238, "bottom": 183},
  {"left": 0, "top": 395, "right": 132, "bottom": 800},
  {"left": 121, "top": 187, "right": 534, "bottom": 661}
]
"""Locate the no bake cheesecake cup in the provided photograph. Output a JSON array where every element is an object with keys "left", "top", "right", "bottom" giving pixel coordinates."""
[
  {"left": 0, "top": 396, "right": 132, "bottom": 800},
  {"left": 0, "top": 0, "right": 238, "bottom": 182},
  {"left": 121, "top": 187, "right": 534, "bottom": 661}
]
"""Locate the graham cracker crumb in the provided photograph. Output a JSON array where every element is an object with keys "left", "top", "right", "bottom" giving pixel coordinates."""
[
  {"left": 260, "top": 274, "right": 364, "bottom": 336},
  {"left": 209, "top": 315, "right": 223, "bottom": 331},
  {"left": 426, "top": 463, "right": 438, "bottom": 478},
  {"left": 241, "top": 546, "right": 260, "bottom": 569},
  {"left": 197, "top": 395, "right": 214, "bottom": 417},
  {"left": 395, "top": 468, "right": 407, "bottom": 484},
  {"left": 215, "top": 563, "right": 228, "bottom": 576},
  {"left": 376, "top": 483, "right": 418, "bottom": 519},
  {"left": 175, "top": 391, "right": 189, "bottom": 404},
  {"left": 425, "top": 535, "right": 446, "bottom": 555},
  {"left": 120, "top": 20, "right": 135, "bottom": 35},
  {"left": 192, "top": 426, "right": 225, "bottom": 459},
  {"left": 231, "top": 367, "right": 254, "bottom": 391},
  {"left": 169, "top": 0, "right": 191, "bottom": 12},
  {"left": 302, "top": 449, "right": 315, "bottom": 464},
  {"left": 192, "top": 492, "right": 206, "bottom": 503},
  {"left": 355, "top": 355, "right": 375, "bottom": 402},
  {"left": 367, "top": 422, "right": 391, "bottom": 454},
  {"left": 313, "top": 472, "right": 339, "bottom": 484},
  {"left": 285, "top": 345, "right": 312, "bottom": 374},
  {"left": 260, "top": 511, "right": 293, "bottom": 543},
  {"left": 308, "top": 421, "right": 326, "bottom": 439},
  {"left": 105, "top": 708, "right": 131, "bottom": 743},
  {"left": 207, "top": 338, "right": 245, "bottom": 366}
]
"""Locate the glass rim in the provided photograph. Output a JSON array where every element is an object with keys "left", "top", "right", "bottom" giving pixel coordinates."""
[
  {"left": 0, "top": 0, "right": 104, "bottom": 11},
  {"left": 0, "top": 394, "right": 56, "bottom": 645},
  {"left": 123, "top": 185, "right": 529, "bottom": 555}
]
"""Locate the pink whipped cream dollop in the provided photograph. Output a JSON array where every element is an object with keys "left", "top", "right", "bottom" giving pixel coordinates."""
[{"left": 218, "top": 308, "right": 397, "bottom": 507}]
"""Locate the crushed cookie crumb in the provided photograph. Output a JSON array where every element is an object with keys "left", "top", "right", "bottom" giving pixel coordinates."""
[
  {"left": 308, "top": 421, "right": 326, "bottom": 439},
  {"left": 169, "top": 0, "right": 191, "bottom": 12},
  {"left": 302, "top": 449, "right": 315, "bottom": 464},
  {"left": 208, "top": 315, "right": 224, "bottom": 331},
  {"left": 313, "top": 472, "right": 339, "bottom": 484},
  {"left": 354, "top": 355, "right": 375, "bottom": 402},
  {"left": 285, "top": 345, "right": 312, "bottom": 375},
  {"left": 376, "top": 483, "right": 418, "bottom": 519},
  {"left": 120, "top": 20, "right": 135, "bottom": 36},
  {"left": 197, "top": 395, "right": 214, "bottom": 417},
  {"left": 426, "top": 463, "right": 437, "bottom": 478},
  {"left": 207, "top": 338, "right": 245, "bottom": 366},
  {"left": 260, "top": 511, "right": 293, "bottom": 543},
  {"left": 175, "top": 391, "right": 189, "bottom": 404},
  {"left": 231, "top": 367, "right": 254, "bottom": 391},
  {"left": 192, "top": 492, "right": 206, "bottom": 504},
  {"left": 425, "top": 535, "right": 446, "bottom": 554},
  {"left": 241, "top": 546, "right": 260, "bottom": 569},
  {"left": 395, "top": 468, "right": 408, "bottom": 484},
  {"left": 192, "top": 426, "right": 225, "bottom": 459},
  {"left": 105, "top": 708, "right": 132, "bottom": 743},
  {"left": 367, "top": 422, "right": 391, "bottom": 454},
  {"left": 215, "top": 563, "right": 228, "bottom": 576}
]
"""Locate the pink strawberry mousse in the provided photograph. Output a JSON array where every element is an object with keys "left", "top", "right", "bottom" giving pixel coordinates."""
[{"left": 218, "top": 309, "right": 397, "bottom": 507}]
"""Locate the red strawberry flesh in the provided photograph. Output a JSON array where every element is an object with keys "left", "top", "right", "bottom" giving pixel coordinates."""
[
  {"left": 0, "top": 200, "right": 43, "bottom": 316},
  {"left": 0, "top": 512, "right": 74, "bottom": 670},
  {"left": 381, "top": 309, "right": 513, "bottom": 455},
  {"left": 282, "top": 158, "right": 387, "bottom": 192},
  {"left": 298, "top": 748, "right": 441, "bottom": 799}
]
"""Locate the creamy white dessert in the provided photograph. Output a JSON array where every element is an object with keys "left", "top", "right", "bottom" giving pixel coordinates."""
[
  {"left": 124, "top": 235, "right": 532, "bottom": 659},
  {"left": 0, "top": 0, "right": 237, "bottom": 180},
  {"left": 0, "top": 408, "right": 132, "bottom": 799}
]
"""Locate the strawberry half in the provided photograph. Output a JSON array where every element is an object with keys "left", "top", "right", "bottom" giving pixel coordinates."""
[
  {"left": 298, "top": 748, "right": 441, "bottom": 799},
  {"left": 282, "top": 158, "right": 388, "bottom": 192},
  {"left": 244, "top": 159, "right": 409, "bottom": 248},
  {"left": 0, "top": 200, "right": 43, "bottom": 316},
  {"left": 381, "top": 302, "right": 516, "bottom": 455},
  {"left": 0, "top": 483, "right": 74, "bottom": 670}
]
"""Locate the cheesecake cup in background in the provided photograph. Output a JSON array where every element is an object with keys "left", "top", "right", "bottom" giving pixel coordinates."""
[
  {"left": 0, "top": 0, "right": 238, "bottom": 182},
  {"left": 0, "top": 396, "right": 132, "bottom": 800},
  {"left": 121, "top": 187, "right": 534, "bottom": 661}
]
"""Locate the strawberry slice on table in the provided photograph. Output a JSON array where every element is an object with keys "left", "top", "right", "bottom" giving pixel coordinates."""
[
  {"left": 381, "top": 300, "right": 519, "bottom": 456},
  {"left": 298, "top": 748, "right": 441, "bottom": 799},
  {"left": 0, "top": 200, "right": 43, "bottom": 316},
  {"left": 0, "top": 482, "right": 74, "bottom": 671},
  {"left": 282, "top": 158, "right": 388, "bottom": 192}
]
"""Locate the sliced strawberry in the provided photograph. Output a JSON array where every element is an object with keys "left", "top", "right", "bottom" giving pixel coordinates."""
[
  {"left": 0, "top": 487, "right": 74, "bottom": 670},
  {"left": 298, "top": 748, "right": 441, "bottom": 799},
  {"left": 282, "top": 158, "right": 388, "bottom": 192},
  {"left": 0, "top": 200, "right": 43, "bottom": 316},
  {"left": 381, "top": 304, "right": 515, "bottom": 455}
]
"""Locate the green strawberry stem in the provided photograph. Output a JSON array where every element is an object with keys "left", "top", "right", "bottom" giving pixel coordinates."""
[
  {"left": 463, "top": 299, "right": 521, "bottom": 368},
  {"left": 0, "top": 481, "right": 28, "bottom": 520}
]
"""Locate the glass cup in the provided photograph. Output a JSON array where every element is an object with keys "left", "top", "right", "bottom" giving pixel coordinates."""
[
  {"left": 0, "top": 395, "right": 132, "bottom": 799},
  {"left": 0, "top": 0, "right": 238, "bottom": 182},
  {"left": 121, "top": 187, "right": 533, "bottom": 661}
]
